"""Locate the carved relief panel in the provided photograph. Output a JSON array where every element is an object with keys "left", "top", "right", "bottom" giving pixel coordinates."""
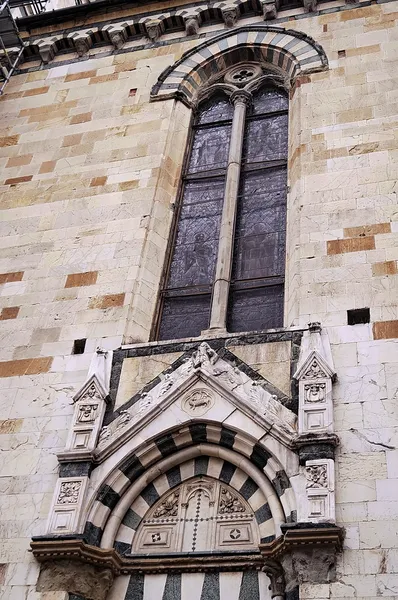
[
  {"left": 133, "top": 477, "right": 259, "bottom": 554},
  {"left": 298, "top": 358, "right": 333, "bottom": 434},
  {"left": 46, "top": 477, "right": 88, "bottom": 534},
  {"left": 304, "top": 459, "right": 335, "bottom": 522}
]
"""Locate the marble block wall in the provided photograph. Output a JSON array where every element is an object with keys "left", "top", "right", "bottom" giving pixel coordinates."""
[{"left": 0, "top": 0, "right": 397, "bottom": 598}]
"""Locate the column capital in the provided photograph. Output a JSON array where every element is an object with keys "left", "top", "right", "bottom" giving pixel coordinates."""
[{"left": 230, "top": 89, "right": 252, "bottom": 107}]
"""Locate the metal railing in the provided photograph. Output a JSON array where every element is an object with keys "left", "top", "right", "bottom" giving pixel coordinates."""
[{"left": 0, "top": 0, "right": 47, "bottom": 94}]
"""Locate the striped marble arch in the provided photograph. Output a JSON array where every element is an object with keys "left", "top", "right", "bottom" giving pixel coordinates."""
[
  {"left": 84, "top": 422, "right": 298, "bottom": 551},
  {"left": 151, "top": 25, "right": 328, "bottom": 105}
]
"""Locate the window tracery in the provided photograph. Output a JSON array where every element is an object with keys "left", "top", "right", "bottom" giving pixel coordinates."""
[{"left": 157, "top": 65, "right": 288, "bottom": 340}]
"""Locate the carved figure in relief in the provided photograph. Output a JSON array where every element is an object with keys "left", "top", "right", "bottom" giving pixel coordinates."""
[
  {"left": 213, "top": 365, "right": 243, "bottom": 386},
  {"left": 305, "top": 383, "right": 326, "bottom": 403},
  {"left": 306, "top": 464, "right": 327, "bottom": 488},
  {"left": 219, "top": 487, "right": 245, "bottom": 514},
  {"left": 77, "top": 403, "right": 98, "bottom": 423},
  {"left": 262, "top": 0, "right": 278, "bottom": 19},
  {"left": 222, "top": 7, "right": 238, "bottom": 27},
  {"left": 57, "top": 481, "right": 81, "bottom": 504},
  {"left": 80, "top": 382, "right": 101, "bottom": 403},
  {"left": 158, "top": 373, "right": 174, "bottom": 397},
  {"left": 303, "top": 359, "right": 326, "bottom": 380},
  {"left": 183, "top": 389, "right": 213, "bottom": 415},
  {"left": 192, "top": 342, "right": 218, "bottom": 368},
  {"left": 146, "top": 22, "right": 161, "bottom": 41},
  {"left": 303, "top": 0, "right": 318, "bottom": 11},
  {"left": 109, "top": 31, "right": 125, "bottom": 49},
  {"left": 117, "top": 411, "right": 132, "bottom": 426},
  {"left": 98, "top": 426, "right": 111, "bottom": 444},
  {"left": 153, "top": 492, "right": 180, "bottom": 518},
  {"left": 138, "top": 392, "right": 155, "bottom": 413}
]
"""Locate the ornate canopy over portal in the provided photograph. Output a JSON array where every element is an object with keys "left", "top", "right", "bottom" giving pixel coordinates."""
[{"left": 32, "top": 326, "right": 342, "bottom": 600}]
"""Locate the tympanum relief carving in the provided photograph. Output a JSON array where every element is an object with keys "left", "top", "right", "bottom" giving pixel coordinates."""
[{"left": 133, "top": 477, "right": 258, "bottom": 554}]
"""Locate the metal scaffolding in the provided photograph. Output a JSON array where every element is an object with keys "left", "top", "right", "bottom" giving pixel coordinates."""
[{"left": 0, "top": 0, "right": 46, "bottom": 95}]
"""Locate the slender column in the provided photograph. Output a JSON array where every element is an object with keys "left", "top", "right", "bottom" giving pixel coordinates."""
[{"left": 206, "top": 89, "right": 251, "bottom": 333}]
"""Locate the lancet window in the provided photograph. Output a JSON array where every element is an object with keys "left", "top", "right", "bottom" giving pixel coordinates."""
[{"left": 157, "top": 66, "right": 289, "bottom": 340}]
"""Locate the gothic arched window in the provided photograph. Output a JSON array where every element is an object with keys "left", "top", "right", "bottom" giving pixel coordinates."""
[{"left": 157, "top": 70, "right": 288, "bottom": 340}]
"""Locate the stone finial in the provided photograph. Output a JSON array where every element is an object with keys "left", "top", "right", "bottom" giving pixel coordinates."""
[
  {"left": 145, "top": 20, "right": 162, "bottom": 42},
  {"left": 184, "top": 15, "right": 200, "bottom": 36},
  {"left": 87, "top": 347, "right": 112, "bottom": 396},
  {"left": 222, "top": 7, "right": 238, "bottom": 27}
]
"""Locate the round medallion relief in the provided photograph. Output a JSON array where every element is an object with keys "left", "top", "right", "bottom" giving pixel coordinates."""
[
  {"left": 224, "top": 64, "right": 262, "bottom": 87},
  {"left": 181, "top": 388, "right": 214, "bottom": 416}
]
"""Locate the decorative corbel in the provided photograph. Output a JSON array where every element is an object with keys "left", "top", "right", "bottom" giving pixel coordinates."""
[
  {"left": 303, "top": 0, "right": 318, "bottom": 11},
  {"left": 222, "top": 7, "right": 238, "bottom": 27},
  {"left": 109, "top": 29, "right": 127, "bottom": 50},
  {"left": 36, "top": 36, "right": 60, "bottom": 64},
  {"left": 74, "top": 36, "right": 91, "bottom": 57},
  {"left": 184, "top": 14, "right": 201, "bottom": 36},
  {"left": 261, "top": 0, "right": 280, "bottom": 20},
  {"left": 263, "top": 560, "right": 285, "bottom": 600},
  {"left": 145, "top": 20, "right": 163, "bottom": 42},
  {"left": 37, "top": 41, "right": 56, "bottom": 64}
]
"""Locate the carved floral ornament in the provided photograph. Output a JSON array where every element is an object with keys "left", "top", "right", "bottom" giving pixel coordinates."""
[
  {"left": 302, "top": 359, "right": 328, "bottom": 380},
  {"left": 57, "top": 481, "right": 82, "bottom": 504},
  {"left": 305, "top": 464, "right": 328, "bottom": 489}
]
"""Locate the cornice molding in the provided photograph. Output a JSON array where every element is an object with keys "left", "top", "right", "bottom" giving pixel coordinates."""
[{"left": 31, "top": 524, "right": 344, "bottom": 575}]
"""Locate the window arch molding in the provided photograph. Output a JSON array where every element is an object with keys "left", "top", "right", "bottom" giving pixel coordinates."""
[{"left": 151, "top": 25, "right": 328, "bottom": 107}]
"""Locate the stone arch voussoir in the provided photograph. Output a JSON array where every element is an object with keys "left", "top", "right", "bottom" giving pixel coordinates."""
[
  {"left": 84, "top": 422, "right": 298, "bottom": 549},
  {"left": 151, "top": 25, "right": 328, "bottom": 105}
]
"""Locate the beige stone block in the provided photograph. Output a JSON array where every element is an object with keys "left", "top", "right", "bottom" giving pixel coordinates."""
[
  {"left": 115, "top": 351, "right": 183, "bottom": 407},
  {"left": 228, "top": 341, "right": 291, "bottom": 396},
  {"left": 338, "top": 453, "right": 387, "bottom": 482},
  {"left": 359, "top": 521, "right": 398, "bottom": 549}
]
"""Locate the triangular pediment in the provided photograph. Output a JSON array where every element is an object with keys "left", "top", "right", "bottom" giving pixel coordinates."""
[
  {"left": 73, "top": 374, "right": 108, "bottom": 404},
  {"left": 95, "top": 343, "right": 297, "bottom": 460},
  {"left": 293, "top": 350, "right": 335, "bottom": 381}
]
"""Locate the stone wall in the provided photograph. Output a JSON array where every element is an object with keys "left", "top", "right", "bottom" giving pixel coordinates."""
[{"left": 0, "top": 1, "right": 398, "bottom": 598}]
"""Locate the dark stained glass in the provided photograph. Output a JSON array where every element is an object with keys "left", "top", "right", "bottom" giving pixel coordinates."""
[
  {"left": 196, "top": 94, "right": 234, "bottom": 125},
  {"left": 187, "top": 125, "right": 232, "bottom": 174},
  {"left": 232, "top": 167, "right": 287, "bottom": 281},
  {"left": 251, "top": 87, "right": 289, "bottom": 115},
  {"left": 227, "top": 285, "right": 284, "bottom": 333},
  {"left": 157, "top": 94, "right": 231, "bottom": 340},
  {"left": 158, "top": 294, "right": 211, "bottom": 341},
  {"left": 228, "top": 86, "right": 288, "bottom": 333},
  {"left": 243, "top": 114, "right": 288, "bottom": 164},
  {"left": 168, "top": 179, "right": 225, "bottom": 288},
  {"left": 158, "top": 85, "right": 289, "bottom": 340}
]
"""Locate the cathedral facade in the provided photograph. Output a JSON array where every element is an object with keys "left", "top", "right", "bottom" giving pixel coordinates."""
[{"left": 0, "top": 0, "right": 397, "bottom": 597}]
